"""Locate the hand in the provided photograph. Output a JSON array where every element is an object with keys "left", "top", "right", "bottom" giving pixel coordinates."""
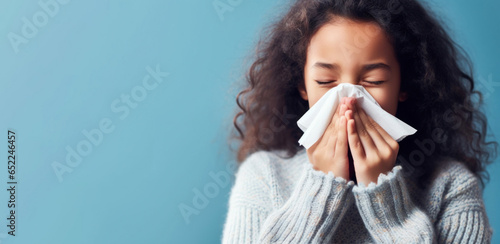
[
  {"left": 344, "top": 97, "right": 399, "bottom": 186},
  {"left": 306, "top": 97, "right": 350, "bottom": 180}
]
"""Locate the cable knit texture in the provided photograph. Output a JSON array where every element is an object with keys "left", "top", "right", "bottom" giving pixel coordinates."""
[{"left": 221, "top": 147, "right": 493, "bottom": 243}]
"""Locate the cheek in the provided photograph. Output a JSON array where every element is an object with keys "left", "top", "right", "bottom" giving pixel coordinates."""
[
  {"left": 308, "top": 96, "right": 320, "bottom": 108},
  {"left": 367, "top": 90, "right": 399, "bottom": 116}
]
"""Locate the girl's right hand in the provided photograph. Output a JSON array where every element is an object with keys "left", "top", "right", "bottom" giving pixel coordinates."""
[{"left": 306, "top": 97, "right": 350, "bottom": 180}]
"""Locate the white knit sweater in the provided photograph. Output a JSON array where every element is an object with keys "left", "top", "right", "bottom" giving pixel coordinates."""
[{"left": 221, "top": 147, "right": 492, "bottom": 243}]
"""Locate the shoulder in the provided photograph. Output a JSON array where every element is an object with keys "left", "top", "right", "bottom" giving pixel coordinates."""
[
  {"left": 235, "top": 150, "right": 279, "bottom": 183},
  {"left": 425, "top": 157, "right": 485, "bottom": 216},
  {"left": 228, "top": 149, "right": 300, "bottom": 210},
  {"left": 236, "top": 148, "right": 306, "bottom": 180},
  {"left": 429, "top": 157, "right": 481, "bottom": 191}
]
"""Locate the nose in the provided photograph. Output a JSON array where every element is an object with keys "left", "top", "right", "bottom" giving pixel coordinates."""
[
  {"left": 338, "top": 77, "right": 358, "bottom": 106},
  {"left": 343, "top": 97, "right": 356, "bottom": 106}
]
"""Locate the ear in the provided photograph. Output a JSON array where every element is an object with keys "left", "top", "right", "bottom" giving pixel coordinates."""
[
  {"left": 298, "top": 83, "right": 308, "bottom": 101},
  {"left": 398, "top": 91, "right": 408, "bottom": 102}
]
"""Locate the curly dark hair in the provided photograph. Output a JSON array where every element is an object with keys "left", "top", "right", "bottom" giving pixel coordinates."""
[{"left": 228, "top": 0, "right": 498, "bottom": 188}]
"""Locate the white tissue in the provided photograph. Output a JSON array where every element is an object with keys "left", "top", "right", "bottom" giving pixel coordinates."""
[{"left": 297, "top": 83, "right": 417, "bottom": 149}]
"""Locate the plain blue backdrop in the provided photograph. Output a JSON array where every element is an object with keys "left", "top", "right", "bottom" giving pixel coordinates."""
[{"left": 0, "top": 0, "right": 498, "bottom": 243}]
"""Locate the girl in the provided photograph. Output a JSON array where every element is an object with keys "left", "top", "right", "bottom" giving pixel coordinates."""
[{"left": 223, "top": 0, "right": 498, "bottom": 243}]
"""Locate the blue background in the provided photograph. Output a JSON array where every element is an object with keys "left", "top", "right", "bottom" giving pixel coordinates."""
[{"left": 0, "top": 0, "right": 498, "bottom": 243}]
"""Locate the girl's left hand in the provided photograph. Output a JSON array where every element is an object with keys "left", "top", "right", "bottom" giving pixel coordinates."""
[{"left": 343, "top": 97, "right": 400, "bottom": 186}]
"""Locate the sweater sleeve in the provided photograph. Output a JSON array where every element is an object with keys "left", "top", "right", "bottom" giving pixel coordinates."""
[
  {"left": 434, "top": 164, "right": 492, "bottom": 243},
  {"left": 352, "top": 165, "right": 436, "bottom": 243},
  {"left": 351, "top": 164, "right": 492, "bottom": 244},
  {"left": 221, "top": 152, "right": 355, "bottom": 244}
]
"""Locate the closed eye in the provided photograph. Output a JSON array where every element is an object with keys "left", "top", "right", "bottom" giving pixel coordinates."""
[
  {"left": 315, "top": 80, "right": 385, "bottom": 85},
  {"left": 315, "top": 80, "right": 335, "bottom": 85},
  {"left": 362, "top": 80, "right": 384, "bottom": 85}
]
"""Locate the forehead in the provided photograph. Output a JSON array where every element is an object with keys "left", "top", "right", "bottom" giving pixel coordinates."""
[{"left": 306, "top": 19, "right": 395, "bottom": 64}]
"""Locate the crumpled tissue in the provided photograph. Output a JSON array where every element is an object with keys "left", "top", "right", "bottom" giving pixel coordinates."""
[{"left": 297, "top": 83, "right": 417, "bottom": 149}]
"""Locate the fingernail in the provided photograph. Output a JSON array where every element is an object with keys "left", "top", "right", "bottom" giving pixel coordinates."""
[{"left": 347, "top": 110, "right": 353, "bottom": 119}]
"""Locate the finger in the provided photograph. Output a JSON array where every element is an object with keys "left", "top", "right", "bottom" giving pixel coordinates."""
[
  {"left": 335, "top": 115, "right": 348, "bottom": 156},
  {"left": 349, "top": 99, "right": 377, "bottom": 155},
  {"left": 339, "top": 103, "right": 347, "bottom": 117},
  {"left": 311, "top": 100, "right": 345, "bottom": 151},
  {"left": 363, "top": 105, "right": 399, "bottom": 149},
  {"left": 355, "top": 103, "right": 388, "bottom": 149},
  {"left": 358, "top": 105, "right": 400, "bottom": 150},
  {"left": 336, "top": 115, "right": 350, "bottom": 177},
  {"left": 347, "top": 117, "right": 365, "bottom": 159},
  {"left": 363, "top": 111, "right": 396, "bottom": 144},
  {"left": 313, "top": 125, "right": 331, "bottom": 152},
  {"left": 326, "top": 102, "right": 347, "bottom": 149},
  {"left": 326, "top": 99, "right": 343, "bottom": 134}
]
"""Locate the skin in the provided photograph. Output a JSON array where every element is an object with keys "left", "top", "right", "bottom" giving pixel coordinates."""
[{"left": 298, "top": 17, "right": 408, "bottom": 186}]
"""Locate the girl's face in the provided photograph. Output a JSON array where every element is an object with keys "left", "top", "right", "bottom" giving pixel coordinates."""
[{"left": 299, "top": 17, "right": 407, "bottom": 115}]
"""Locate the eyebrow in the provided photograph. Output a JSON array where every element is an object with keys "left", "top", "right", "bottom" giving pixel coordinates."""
[
  {"left": 312, "top": 62, "right": 391, "bottom": 72},
  {"left": 312, "top": 62, "right": 340, "bottom": 71}
]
